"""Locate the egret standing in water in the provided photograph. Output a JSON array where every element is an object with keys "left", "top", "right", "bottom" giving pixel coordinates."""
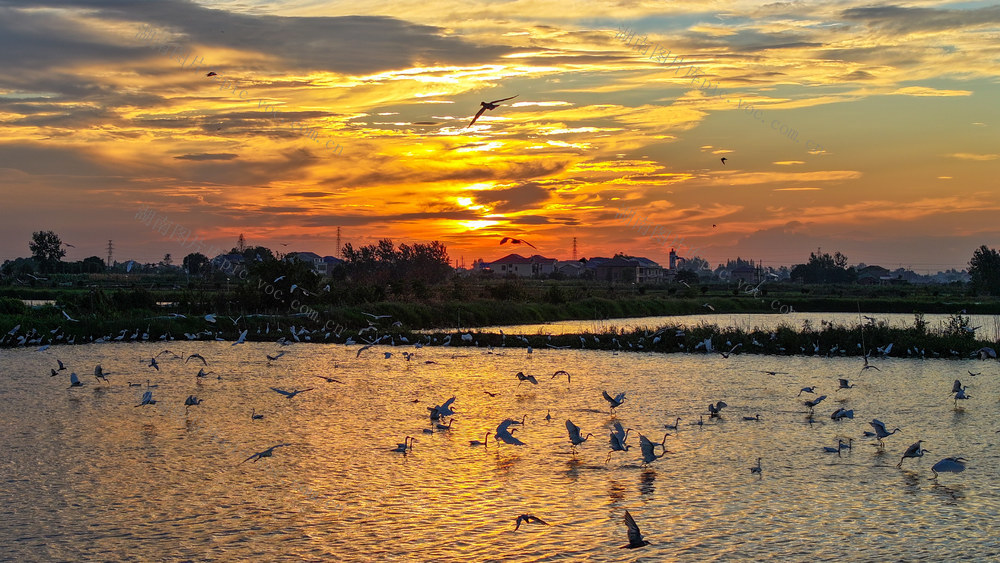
[
  {"left": 469, "top": 432, "right": 489, "bottom": 447},
  {"left": 930, "top": 457, "right": 967, "bottom": 479},
  {"left": 954, "top": 386, "right": 970, "bottom": 407},
  {"left": 750, "top": 458, "right": 762, "bottom": 475},
  {"left": 869, "top": 419, "right": 901, "bottom": 448},
  {"left": 665, "top": 417, "right": 681, "bottom": 430},
  {"left": 390, "top": 436, "right": 415, "bottom": 453}
]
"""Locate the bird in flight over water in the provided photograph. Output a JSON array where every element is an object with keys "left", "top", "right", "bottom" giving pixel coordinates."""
[
  {"left": 720, "top": 157, "right": 727, "bottom": 165},
  {"left": 621, "top": 510, "right": 650, "bottom": 549},
  {"left": 468, "top": 95, "right": 518, "bottom": 127},
  {"left": 513, "top": 514, "right": 549, "bottom": 531}
]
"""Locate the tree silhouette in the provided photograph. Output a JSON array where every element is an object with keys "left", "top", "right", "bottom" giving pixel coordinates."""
[
  {"left": 969, "top": 245, "right": 1000, "bottom": 296},
  {"left": 29, "top": 230, "right": 65, "bottom": 273}
]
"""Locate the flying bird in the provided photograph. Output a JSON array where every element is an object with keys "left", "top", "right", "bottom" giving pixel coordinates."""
[
  {"left": 513, "top": 514, "right": 549, "bottom": 531},
  {"left": 515, "top": 371, "right": 538, "bottom": 385},
  {"left": 68, "top": 372, "right": 83, "bottom": 387},
  {"left": 468, "top": 94, "right": 517, "bottom": 127},
  {"left": 495, "top": 418, "right": 525, "bottom": 446},
  {"left": 930, "top": 457, "right": 967, "bottom": 479},
  {"left": 241, "top": 444, "right": 292, "bottom": 464},
  {"left": 552, "top": 370, "right": 571, "bottom": 384},
  {"left": 621, "top": 510, "right": 650, "bottom": 549},
  {"left": 897, "top": 440, "right": 927, "bottom": 468},
  {"left": 838, "top": 378, "right": 854, "bottom": 390},
  {"left": 603, "top": 390, "right": 627, "bottom": 412},
  {"left": 565, "top": 419, "right": 594, "bottom": 450},
  {"left": 500, "top": 237, "right": 537, "bottom": 250},
  {"left": 638, "top": 433, "right": 669, "bottom": 465},
  {"left": 57, "top": 359, "right": 66, "bottom": 371},
  {"left": 315, "top": 376, "right": 345, "bottom": 384},
  {"left": 149, "top": 357, "right": 159, "bottom": 371},
  {"left": 135, "top": 390, "right": 156, "bottom": 406},
  {"left": 206, "top": 71, "right": 217, "bottom": 77},
  {"left": 720, "top": 157, "right": 727, "bottom": 165},
  {"left": 270, "top": 387, "right": 314, "bottom": 399},
  {"left": 185, "top": 353, "right": 208, "bottom": 365},
  {"left": 94, "top": 365, "right": 110, "bottom": 382},
  {"left": 267, "top": 351, "right": 286, "bottom": 361}
]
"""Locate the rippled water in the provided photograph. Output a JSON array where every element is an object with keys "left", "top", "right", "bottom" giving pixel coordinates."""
[
  {"left": 475, "top": 312, "right": 1000, "bottom": 341},
  {"left": 2, "top": 342, "right": 999, "bottom": 561}
]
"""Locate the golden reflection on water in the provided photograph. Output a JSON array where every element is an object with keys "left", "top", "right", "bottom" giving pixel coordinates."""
[{"left": 1, "top": 342, "right": 999, "bottom": 560}]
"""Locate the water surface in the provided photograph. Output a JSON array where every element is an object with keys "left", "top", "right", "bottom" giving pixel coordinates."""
[{"left": 2, "top": 342, "right": 998, "bottom": 561}]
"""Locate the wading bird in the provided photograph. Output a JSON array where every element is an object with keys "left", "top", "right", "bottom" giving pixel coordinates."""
[
  {"left": 930, "top": 457, "right": 967, "bottom": 479},
  {"left": 241, "top": 443, "right": 292, "bottom": 464},
  {"left": 665, "top": 417, "right": 681, "bottom": 430},
  {"left": 57, "top": 359, "right": 66, "bottom": 371},
  {"left": 708, "top": 400, "right": 728, "bottom": 417},
  {"left": 954, "top": 386, "right": 970, "bottom": 406},
  {"left": 638, "top": 433, "right": 669, "bottom": 466},
  {"left": 270, "top": 387, "right": 314, "bottom": 399},
  {"left": 804, "top": 395, "right": 827, "bottom": 413},
  {"left": 951, "top": 379, "right": 963, "bottom": 394},
  {"left": 607, "top": 421, "right": 631, "bottom": 463},
  {"left": 390, "top": 436, "right": 415, "bottom": 453},
  {"left": 184, "top": 395, "right": 202, "bottom": 411},
  {"left": 149, "top": 357, "right": 159, "bottom": 371},
  {"left": 869, "top": 419, "right": 901, "bottom": 447},
  {"left": 742, "top": 414, "right": 762, "bottom": 421},
  {"left": 565, "top": 419, "right": 594, "bottom": 451},
  {"left": 823, "top": 440, "right": 846, "bottom": 455},
  {"left": 251, "top": 409, "right": 264, "bottom": 420},
  {"left": 514, "top": 514, "right": 549, "bottom": 531},
  {"left": 831, "top": 407, "right": 854, "bottom": 420},
  {"left": 196, "top": 368, "right": 214, "bottom": 378},
  {"left": 469, "top": 432, "right": 489, "bottom": 447},
  {"left": 468, "top": 95, "right": 517, "bottom": 127},
  {"left": 603, "top": 390, "right": 627, "bottom": 412},
  {"left": 136, "top": 390, "right": 156, "bottom": 406},
  {"left": 750, "top": 458, "right": 762, "bottom": 475},
  {"left": 94, "top": 365, "right": 110, "bottom": 382},
  {"left": 68, "top": 372, "right": 83, "bottom": 388},
  {"left": 428, "top": 397, "right": 457, "bottom": 419},
  {"left": 495, "top": 418, "right": 525, "bottom": 446},
  {"left": 838, "top": 378, "right": 854, "bottom": 390},
  {"left": 798, "top": 386, "right": 816, "bottom": 396},
  {"left": 897, "top": 440, "right": 927, "bottom": 468},
  {"left": 621, "top": 510, "right": 650, "bottom": 549}
]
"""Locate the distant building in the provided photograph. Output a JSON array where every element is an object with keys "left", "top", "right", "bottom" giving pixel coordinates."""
[
  {"left": 857, "top": 265, "right": 891, "bottom": 285},
  {"left": 594, "top": 256, "right": 663, "bottom": 283},
  {"left": 321, "top": 255, "right": 343, "bottom": 275},
  {"left": 285, "top": 251, "right": 325, "bottom": 274},
  {"left": 668, "top": 249, "right": 687, "bottom": 270},
  {"left": 554, "top": 260, "right": 586, "bottom": 278},
  {"left": 488, "top": 254, "right": 557, "bottom": 277}
]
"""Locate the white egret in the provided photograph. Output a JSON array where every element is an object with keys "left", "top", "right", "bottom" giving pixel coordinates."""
[
  {"left": 495, "top": 418, "right": 525, "bottom": 446},
  {"left": 57, "top": 359, "right": 66, "bottom": 371},
  {"left": 837, "top": 378, "right": 854, "bottom": 390},
  {"left": 551, "top": 370, "right": 571, "bottom": 384},
  {"left": 930, "top": 457, "right": 967, "bottom": 479},
  {"left": 708, "top": 400, "right": 728, "bottom": 417},
  {"left": 638, "top": 433, "right": 669, "bottom": 466},
  {"left": 607, "top": 421, "right": 631, "bottom": 463},
  {"left": 68, "top": 372, "right": 83, "bottom": 388},
  {"left": 251, "top": 409, "right": 264, "bottom": 420},
  {"left": 665, "top": 417, "right": 681, "bottom": 430},
  {"left": 823, "top": 440, "right": 845, "bottom": 455},
  {"left": 565, "top": 419, "right": 593, "bottom": 451},
  {"left": 469, "top": 432, "right": 489, "bottom": 447},
  {"left": 750, "top": 458, "right": 762, "bottom": 475},
  {"left": 869, "top": 419, "right": 901, "bottom": 447},
  {"left": 184, "top": 395, "right": 202, "bottom": 411},
  {"left": 136, "top": 390, "right": 156, "bottom": 406},
  {"left": 94, "top": 365, "right": 110, "bottom": 382},
  {"left": 513, "top": 514, "right": 549, "bottom": 531},
  {"left": 603, "top": 390, "right": 627, "bottom": 412},
  {"left": 831, "top": 407, "right": 854, "bottom": 420},
  {"left": 148, "top": 357, "right": 159, "bottom": 371},
  {"left": 621, "top": 510, "right": 650, "bottom": 549},
  {"left": 954, "top": 386, "right": 970, "bottom": 406},
  {"left": 804, "top": 395, "right": 827, "bottom": 412},
  {"left": 897, "top": 440, "right": 928, "bottom": 468},
  {"left": 233, "top": 329, "right": 248, "bottom": 345},
  {"left": 951, "top": 379, "right": 963, "bottom": 394},
  {"left": 798, "top": 386, "right": 816, "bottom": 396},
  {"left": 267, "top": 351, "right": 286, "bottom": 361},
  {"left": 436, "top": 418, "right": 454, "bottom": 431}
]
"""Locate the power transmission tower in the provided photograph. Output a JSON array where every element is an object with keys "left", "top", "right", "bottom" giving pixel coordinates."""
[
  {"left": 336, "top": 227, "right": 341, "bottom": 258},
  {"left": 572, "top": 237, "right": 578, "bottom": 260},
  {"left": 106, "top": 240, "right": 113, "bottom": 268}
]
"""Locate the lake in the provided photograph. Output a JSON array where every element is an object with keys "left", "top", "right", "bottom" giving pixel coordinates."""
[{"left": 2, "top": 341, "right": 998, "bottom": 560}]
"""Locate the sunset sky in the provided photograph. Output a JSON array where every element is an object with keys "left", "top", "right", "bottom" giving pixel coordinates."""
[{"left": 0, "top": 0, "right": 997, "bottom": 272}]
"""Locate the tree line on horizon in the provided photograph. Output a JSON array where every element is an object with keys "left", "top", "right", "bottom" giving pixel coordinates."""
[{"left": 3, "top": 231, "right": 1000, "bottom": 296}]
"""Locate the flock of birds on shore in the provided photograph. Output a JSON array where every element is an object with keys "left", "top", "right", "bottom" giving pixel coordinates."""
[{"left": 18, "top": 309, "right": 998, "bottom": 551}]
